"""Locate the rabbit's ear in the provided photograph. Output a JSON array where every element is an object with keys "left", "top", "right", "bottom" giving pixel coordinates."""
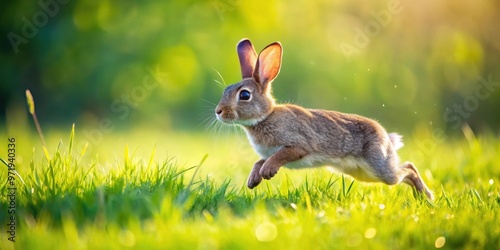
[
  {"left": 254, "top": 42, "right": 282, "bottom": 91},
  {"left": 237, "top": 39, "right": 258, "bottom": 79}
]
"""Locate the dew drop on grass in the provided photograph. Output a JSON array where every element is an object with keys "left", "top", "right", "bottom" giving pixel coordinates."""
[
  {"left": 411, "top": 214, "right": 419, "bottom": 222},
  {"left": 382, "top": 104, "right": 385, "bottom": 107},
  {"left": 255, "top": 222, "right": 278, "bottom": 242},
  {"left": 489, "top": 179, "right": 494, "bottom": 185},
  {"left": 435, "top": 236, "right": 446, "bottom": 248},
  {"left": 378, "top": 204, "right": 385, "bottom": 210},
  {"left": 317, "top": 211, "right": 326, "bottom": 218},
  {"left": 290, "top": 203, "right": 298, "bottom": 210},
  {"left": 364, "top": 228, "right": 377, "bottom": 239}
]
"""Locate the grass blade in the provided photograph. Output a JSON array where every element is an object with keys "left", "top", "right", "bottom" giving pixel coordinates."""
[
  {"left": 43, "top": 146, "right": 51, "bottom": 162},
  {"left": 124, "top": 144, "right": 130, "bottom": 167},
  {"left": 0, "top": 158, "right": 26, "bottom": 185},
  {"left": 187, "top": 154, "right": 208, "bottom": 189},
  {"left": 471, "top": 188, "right": 484, "bottom": 205},
  {"left": 26, "top": 89, "right": 47, "bottom": 148},
  {"left": 346, "top": 179, "right": 355, "bottom": 196},
  {"left": 147, "top": 144, "right": 156, "bottom": 169},
  {"left": 69, "top": 123, "right": 75, "bottom": 155}
]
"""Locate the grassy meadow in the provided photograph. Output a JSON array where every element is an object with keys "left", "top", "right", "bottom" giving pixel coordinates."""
[
  {"left": 2, "top": 0, "right": 500, "bottom": 249},
  {"left": 0, "top": 124, "right": 499, "bottom": 249}
]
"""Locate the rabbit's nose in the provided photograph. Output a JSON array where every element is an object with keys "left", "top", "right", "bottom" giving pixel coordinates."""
[{"left": 215, "top": 108, "right": 223, "bottom": 115}]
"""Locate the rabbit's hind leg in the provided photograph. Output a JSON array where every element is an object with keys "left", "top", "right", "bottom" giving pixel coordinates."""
[
  {"left": 400, "top": 161, "right": 434, "bottom": 200},
  {"left": 365, "top": 147, "right": 434, "bottom": 200}
]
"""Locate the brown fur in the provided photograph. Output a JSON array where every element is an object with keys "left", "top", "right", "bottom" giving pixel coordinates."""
[{"left": 215, "top": 39, "right": 434, "bottom": 200}]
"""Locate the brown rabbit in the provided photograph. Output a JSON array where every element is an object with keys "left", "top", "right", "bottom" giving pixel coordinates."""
[{"left": 215, "top": 39, "right": 434, "bottom": 200}]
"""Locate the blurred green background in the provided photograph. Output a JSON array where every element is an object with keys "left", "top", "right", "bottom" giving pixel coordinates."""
[{"left": 1, "top": 0, "right": 499, "bottom": 135}]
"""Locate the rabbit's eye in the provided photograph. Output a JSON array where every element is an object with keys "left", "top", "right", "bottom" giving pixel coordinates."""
[{"left": 239, "top": 90, "right": 251, "bottom": 101}]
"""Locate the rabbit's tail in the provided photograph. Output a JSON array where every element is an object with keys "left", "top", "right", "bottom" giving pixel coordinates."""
[{"left": 389, "top": 133, "right": 404, "bottom": 151}]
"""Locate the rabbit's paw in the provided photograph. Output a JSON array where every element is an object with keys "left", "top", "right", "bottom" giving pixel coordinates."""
[
  {"left": 247, "top": 171, "right": 262, "bottom": 189},
  {"left": 259, "top": 164, "right": 279, "bottom": 180},
  {"left": 248, "top": 159, "right": 265, "bottom": 189}
]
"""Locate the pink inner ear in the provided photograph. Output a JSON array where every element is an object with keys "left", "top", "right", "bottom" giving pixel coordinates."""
[
  {"left": 237, "top": 40, "right": 257, "bottom": 79},
  {"left": 254, "top": 43, "right": 282, "bottom": 88}
]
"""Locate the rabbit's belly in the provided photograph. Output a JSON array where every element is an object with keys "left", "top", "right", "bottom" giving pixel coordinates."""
[
  {"left": 284, "top": 154, "right": 330, "bottom": 169},
  {"left": 285, "top": 154, "right": 379, "bottom": 182}
]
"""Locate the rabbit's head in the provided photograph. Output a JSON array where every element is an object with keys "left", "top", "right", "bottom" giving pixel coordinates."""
[{"left": 215, "top": 39, "right": 282, "bottom": 126}]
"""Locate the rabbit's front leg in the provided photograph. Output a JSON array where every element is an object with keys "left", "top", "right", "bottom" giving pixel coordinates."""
[
  {"left": 248, "top": 159, "right": 265, "bottom": 189},
  {"left": 260, "top": 146, "right": 308, "bottom": 180}
]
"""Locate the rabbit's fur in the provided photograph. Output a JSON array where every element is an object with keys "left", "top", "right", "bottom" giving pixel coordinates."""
[{"left": 215, "top": 39, "right": 434, "bottom": 200}]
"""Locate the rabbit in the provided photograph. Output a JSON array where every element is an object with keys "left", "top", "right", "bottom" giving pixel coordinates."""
[{"left": 215, "top": 38, "right": 434, "bottom": 200}]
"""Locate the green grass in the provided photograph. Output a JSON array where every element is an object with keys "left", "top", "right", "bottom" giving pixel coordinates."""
[{"left": 0, "top": 125, "right": 499, "bottom": 249}]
